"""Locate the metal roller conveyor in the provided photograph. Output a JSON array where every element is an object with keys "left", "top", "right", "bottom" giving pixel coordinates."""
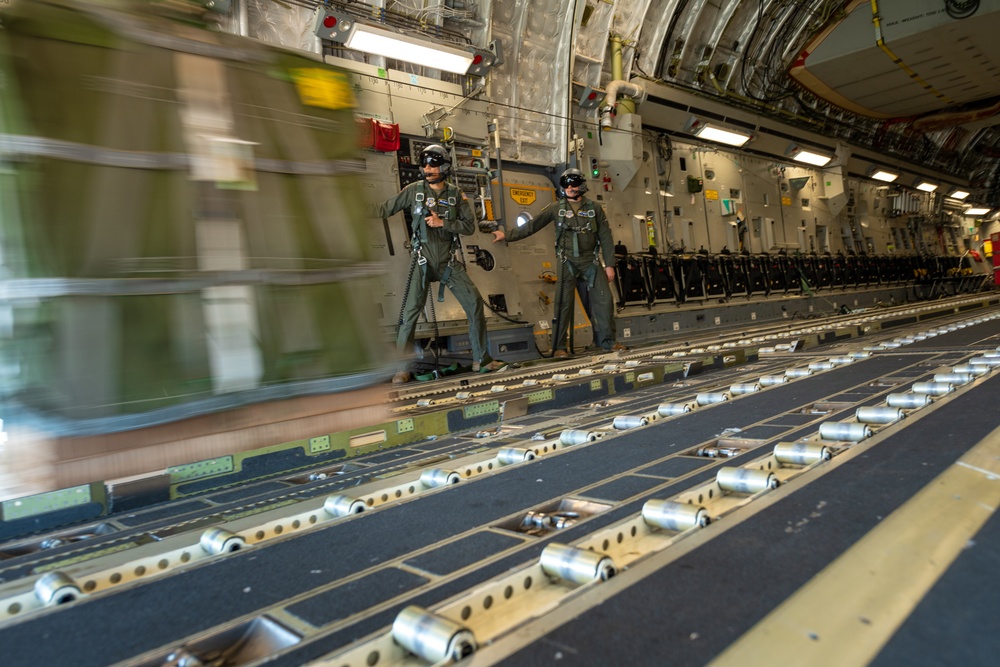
[
  {"left": 729, "top": 383, "right": 761, "bottom": 395},
  {"left": 416, "top": 399, "right": 435, "bottom": 407},
  {"left": 539, "top": 543, "right": 616, "bottom": 584},
  {"left": 658, "top": 403, "right": 694, "bottom": 416},
  {"left": 420, "top": 469, "right": 461, "bottom": 488},
  {"left": 886, "top": 392, "right": 933, "bottom": 408},
  {"left": 641, "top": 500, "right": 710, "bottom": 531},
  {"left": 785, "top": 368, "right": 813, "bottom": 378},
  {"left": 497, "top": 447, "right": 536, "bottom": 465},
  {"left": 33, "top": 572, "right": 83, "bottom": 606},
  {"left": 391, "top": 606, "right": 476, "bottom": 664},
  {"left": 613, "top": 415, "right": 648, "bottom": 429},
  {"left": 560, "top": 430, "right": 597, "bottom": 445},
  {"left": 850, "top": 351, "right": 872, "bottom": 359},
  {"left": 773, "top": 442, "right": 831, "bottom": 466},
  {"left": 855, "top": 406, "right": 904, "bottom": 424},
  {"left": 716, "top": 467, "right": 779, "bottom": 494},
  {"left": 808, "top": 361, "right": 834, "bottom": 371},
  {"left": 969, "top": 356, "right": 1000, "bottom": 367},
  {"left": 758, "top": 375, "right": 788, "bottom": 386},
  {"left": 696, "top": 392, "right": 729, "bottom": 405},
  {"left": 932, "top": 373, "right": 972, "bottom": 386},
  {"left": 818, "top": 422, "right": 872, "bottom": 442},
  {"left": 199, "top": 528, "right": 246, "bottom": 555},
  {"left": 829, "top": 357, "right": 854, "bottom": 365},
  {"left": 952, "top": 364, "right": 989, "bottom": 376},
  {"left": 324, "top": 495, "right": 367, "bottom": 517},
  {"left": 911, "top": 382, "right": 954, "bottom": 396}
]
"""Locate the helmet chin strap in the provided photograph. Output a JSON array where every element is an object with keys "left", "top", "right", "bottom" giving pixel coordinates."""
[{"left": 423, "top": 171, "right": 446, "bottom": 185}]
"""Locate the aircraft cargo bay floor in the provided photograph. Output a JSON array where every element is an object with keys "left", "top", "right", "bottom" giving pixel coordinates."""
[{"left": 1, "top": 304, "right": 999, "bottom": 667}]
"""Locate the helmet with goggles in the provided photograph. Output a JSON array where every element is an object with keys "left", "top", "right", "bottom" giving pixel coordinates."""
[
  {"left": 559, "top": 168, "right": 588, "bottom": 195},
  {"left": 419, "top": 144, "right": 451, "bottom": 175}
]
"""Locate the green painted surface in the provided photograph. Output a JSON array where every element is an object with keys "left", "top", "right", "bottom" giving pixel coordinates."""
[
  {"left": 463, "top": 400, "right": 500, "bottom": 419},
  {"left": 2, "top": 484, "right": 94, "bottom": 521},
  {"left": 168, "top": 457, "right": 235, "bottom": 483}
]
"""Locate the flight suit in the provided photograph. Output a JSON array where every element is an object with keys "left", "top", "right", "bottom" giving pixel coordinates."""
[
  {"left": 505, "top": 196, "right": 617, "bottom": 351},
  {"left": 372, "top": 180, "right": 492, "bottom": 365}
]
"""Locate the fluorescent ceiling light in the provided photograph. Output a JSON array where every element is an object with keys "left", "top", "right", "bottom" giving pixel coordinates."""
[
  {"left": 345, "top": 23, "right": 474, "bottom": 74},
  {"left": 790, "top": 149, "right": 832, "bottom": 167},
  {"left": 949, "top": 190, "right": 970, "bottom": 199},
  {"left": 964, "top": 207, "right": 990, "bottom": 216},
  {"left": 915, "top": 181, "right": 938, "bottom": 192},
  {"left": 694, "top": 124, "right": 752, "bottom": 147},
  {"left": 870, "top": 169, "right": 898, "bottom": 183}
]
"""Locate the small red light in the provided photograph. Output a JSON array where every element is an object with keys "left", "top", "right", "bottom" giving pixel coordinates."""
[
  {"left": 472, "top": 54, "right": 483, "bottom": 65},
  {"left": 323, "top": 15, "right": 337, "bottom": 29},
  {"left": 587, "top": 91, "right": 598, "bottom": 100}
]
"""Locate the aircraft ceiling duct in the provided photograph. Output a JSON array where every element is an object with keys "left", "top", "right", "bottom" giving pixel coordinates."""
[{"left": 600, "top": 113, "right": 643, "bottom": 192}]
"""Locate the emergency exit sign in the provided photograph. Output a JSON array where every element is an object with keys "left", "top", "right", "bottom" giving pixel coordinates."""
[{"left": 510, "top": 188, "right": 537, "bottom": 205}]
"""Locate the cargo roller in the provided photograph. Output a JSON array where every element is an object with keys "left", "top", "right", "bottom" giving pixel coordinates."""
[
  {"left": 199, "top": 528, "right": 246, "bottom": 555},
  {"left": 421, "top": 469, "right": 461, "bottom": 487},
  {"left": 540, "top": 543, "right": 616, "bottom": 584},
  {"left": 34, "top": 572, "right": 83, "bottom": 606},
  {"left": 392, "top": 606, "right": 476, "bottom": 663},
  {"left": 324, "top": 495, "right": 367, "bottom": 517},
  {"left": 716, "top": 467, "right": 779, "bottom": 494},
  {"left": 642, "top": 500, "right": 710, "bottom": 531},
  {"left": 497, "top": 447, "right": 537, "bottom": 465},
  {"left": 560, "top": 430, "right": 598, "bottom": 445}
]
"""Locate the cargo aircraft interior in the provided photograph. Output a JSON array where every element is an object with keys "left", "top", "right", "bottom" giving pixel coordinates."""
[{"left": 1, "top": 1, "right": 1000, "bottom": 666}]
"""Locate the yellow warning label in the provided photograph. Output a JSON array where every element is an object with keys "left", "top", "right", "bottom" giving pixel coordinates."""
[
  {"left": 781, "top": 196, "right": 792, "bottom": 206},
  {"left": 289, "top": 68, "right": 356, "bottom": 110},
  {"left": 510, "top": 188, "right": 537, "bottom": 206},
  {"left": 704, "top": 189, "right": 719, "bottom": 201}
]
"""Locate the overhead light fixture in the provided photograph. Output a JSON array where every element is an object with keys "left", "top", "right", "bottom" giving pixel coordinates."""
[
  {"left": 964, "top": 207, "right": 991, "bottom": 216},
  {"left": 786, "top": 143, "right": 832, "bottom": 167},
  {"left": 915, "top": 181, "right": 938, "bottom": 192},
  {"left": 346, "top": 23, "right": 474, "bottom": 74},
  {"left": 694, "top": 124, "right": 752, "bottom": 147},
  {"left": 685, "top": 116, "right": 752, "bottom": 147},
  {"left": 869, "top": 168, "right": 899, "bottom": 183},
  {"left": 314, "top": 8, "right": 478, "bottom": 75},
  {"left": 948, "top": 190, "right": 970, "bottom": 199}
]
